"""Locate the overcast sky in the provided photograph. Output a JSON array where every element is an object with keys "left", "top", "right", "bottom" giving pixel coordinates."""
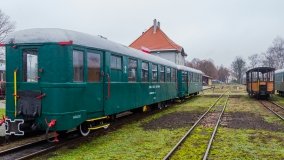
[{"left": 1, "top": 0, "right": 284, "bottom": 67}]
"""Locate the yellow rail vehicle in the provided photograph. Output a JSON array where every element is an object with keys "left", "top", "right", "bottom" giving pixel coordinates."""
[{"left": 246, "top": 67, "right": 275, "bottom": 98}]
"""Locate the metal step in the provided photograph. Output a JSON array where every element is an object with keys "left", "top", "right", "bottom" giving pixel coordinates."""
[{"left": 88, "top": 124, "right": 110, "bottom": 130}]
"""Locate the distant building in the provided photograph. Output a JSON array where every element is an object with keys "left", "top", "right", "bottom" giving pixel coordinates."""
[
  {"left": 129, "top": 19, "right": 187, "bottom": 65},
  {"left": 202, "top": 75, "right": 212, "bottom": 86}
]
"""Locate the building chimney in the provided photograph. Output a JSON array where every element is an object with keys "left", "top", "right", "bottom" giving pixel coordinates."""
[{"left": 153, "top": 19, "right": 157, "bottom": 33}]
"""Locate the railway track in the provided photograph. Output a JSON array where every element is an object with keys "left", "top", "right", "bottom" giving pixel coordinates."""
[
  {"left": 0, "top": 100, "right": 182, "bottom": 159},
  {"left": 259, "top": 100, "right": 284, "bottom": 121},
  {"left": 0, "top": 139, "right": 54, "bottom": 160},
  {"left": 0, "top": 132, "right": 79, "bottom": 160},
  {"left": 163, "top": 91, "right": 230, "bottom": 160}
]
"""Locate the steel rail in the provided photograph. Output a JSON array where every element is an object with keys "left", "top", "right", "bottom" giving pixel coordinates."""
[
  {"left": 0, "top": 139, "right": 47, "bottom": 156},
  {"left": 269, "top": 101, "right": 284, "bottom": 110},
  {"left": 203, "top": 94, "right": 230, "bottom": 160},
  {"left": 16, "top": 142, "right": 60, "bottom": 160},
  {"left": 163, "top": 91, "right": 228, "bottom": 160},
  {"left": 260, "top": 101, "right": 284, "bottom": 121}
]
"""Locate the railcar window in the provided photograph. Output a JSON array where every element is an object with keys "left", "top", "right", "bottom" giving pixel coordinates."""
[
  {"left": 111, "top": 55, "right": 122, "bottom": 70},
  {"left": 197, "top": 74, "right": 199, "bottom": 82},
  {"left": 252, "top": 72, "right": 258, "bottom": 82},
  {"left": 152, "top": 64, "right": 158, "bottom": 82},
  {"left": 128, "top": 59, "right": 137, "bottom": 82},
  {"left": 171, "top": 68, "right": 176, "bottom": 82},
  {"left": 87, "top": 52, "right": 100, "bottom": 82},
  {"left": 160, "top": 66, "right": 165, "bottom": 82},
  {"left": 182, "top": 71, "right": 187, "bottom": 82},
  {"left": 73, "top": 50, "right": 84, "bottom": 82},
  {"left": 142, "top": 62, "right": 149, "bottom": 82},
  {"left": 23, "top": 49, "right": 38, "bottom": 82},
  {"left": 269, "top": 72, "right": 273, "bottom": 81},
  {"left": 166, "top": 67, "right": 171, "bottom": 82}
]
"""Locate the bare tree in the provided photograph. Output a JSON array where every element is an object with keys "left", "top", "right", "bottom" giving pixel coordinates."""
[
  {"left": 186, "top": 58, "right": 218, "bottom": 78},
  {"left": 266, "top": 37, "right": 284, "bottom": 69},
  {"left": 262, "top": 51, "right": 276, "bottom": 68},
  {"left": 0, "top": 9, "right": 15, "bottom": 43},
  {"left": 186, "top": 58, "right": 200, "bottom": 69},
  {"left": 231, "top": 56, "right": 246, "bottom": 84},
  {"left": 248, "top": 54, "right": 261, "bottom": 69},
  {"left": 217, "top": 65, "right": 230, "bottom": 83}
]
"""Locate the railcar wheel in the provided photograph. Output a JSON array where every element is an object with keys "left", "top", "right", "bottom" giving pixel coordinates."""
[
  {"left": 158, "top": 103, "right": 163, "bottom": 110},
  {"left": 79, "top": 122, "right": 90, "bottom": 136}
]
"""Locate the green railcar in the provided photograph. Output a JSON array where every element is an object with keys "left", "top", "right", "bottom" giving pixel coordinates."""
[
  {"left": 177, "top": 65, "right": 203, "bottom": 98},
  {"left": 275, "top": 69, "right": 284, "bottom": 96},
  {"left": 3, "top": 28, "right": 180, "bottom": 136}
]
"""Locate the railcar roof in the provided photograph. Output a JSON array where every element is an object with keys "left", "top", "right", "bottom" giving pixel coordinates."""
[
  {"left": 246, "top": 67, "right": 275, "bottom": 73},
  {"left": 176, "top": 65, "right": 203, "bottom": 74},
  {"left": 275, "top": 68, "right": 284, "bottom": 74},
  {"left": 5, "top": 28, "right": 177, "bottom": 68}
]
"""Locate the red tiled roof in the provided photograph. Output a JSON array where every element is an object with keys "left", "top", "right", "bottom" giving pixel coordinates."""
[{"left": 129, "top": 25, "right": 186, "bottom": 56}]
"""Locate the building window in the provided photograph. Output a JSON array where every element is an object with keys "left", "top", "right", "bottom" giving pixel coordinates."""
[
  {"left": 23, "top": 49, "right": 38, "bottom": 82},
  {"left": 171, "top": 68, "right": 176, "bottom": 82},
  {"left": 128, "top": 59, "right": 137, "bottom": 82},
  {"left": 142, "top": 62, "right": 149, "bottom": 82},
  {"left": 111, "top": 55, "right": 122, "bottom": 70},
  {"left": 166, "top": 67, "right": 171, "bottom": 82},
  {"left": 73, "top": 50, "right": 84, "bottom": 82},
  {"left": 160, "top": 66, "right": 165, "bottom": 82},
  {"left": 87, "top": 52, "right": 100, "bottom": 82},
  {"left": 152, "top": 64, "right": 158, "bottom": 82}
]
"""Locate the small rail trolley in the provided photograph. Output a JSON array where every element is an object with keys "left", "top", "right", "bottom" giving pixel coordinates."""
[{"left": 246, "top": 67, "right": 275, "bottom": 98}]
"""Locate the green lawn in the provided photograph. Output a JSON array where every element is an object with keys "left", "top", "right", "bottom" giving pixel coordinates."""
[
  {"left": 0, "top": 108, "right": 4, "bottom": 116},
  {"left": 203, "top": 84, "right": 247, "bottom": 95},
  {"left": 210, "top": 96, "right": 284, "bottom": 159},
  {"left": 40, "top": 94, "right": 284, "bottom": 160},
  {"left": 43, "top": 96, "right": 217, "bottom": 160}
]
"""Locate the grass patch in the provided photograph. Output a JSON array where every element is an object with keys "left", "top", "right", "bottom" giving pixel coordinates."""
[
  {"left": 44, "top": 96, "right": 218, "bottom": 160},
  {"left": 210, "top": 128, "right": 284, "bottom": 159},
  {"left": 227, "top": 95, "right": 283, "bottom": 124},
  {"left": 0, "top": 108, "right": 4, "bottom": 116},
  {"left": 203, "top": 84, "right": 246, "bottom": 95},
  {"left": 270, "top": 94, "right": 284, "bottom": 106},
  {"left": 39, "top": 94, "right": 284, "bottom": 160},
  {"left": 172, "top": 126, "right": 214, "bottom": 159}
]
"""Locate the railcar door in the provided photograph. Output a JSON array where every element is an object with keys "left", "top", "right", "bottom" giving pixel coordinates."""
[
  {"left": 6, "top": 46, "right": 42, "bottom": 119},
  {"left": 84, "top": 50, "right": 104, "bottom": 113},
  {"left": 18, "top": 47, "right": 42, "bottom": 118},
  {"left": 182, "top": 71, "right": 188, "bottom": 94}
]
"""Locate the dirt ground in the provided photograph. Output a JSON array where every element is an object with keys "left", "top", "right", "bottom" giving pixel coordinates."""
[
  {"left": 142, "top": 112, "right": 202, "bottom": 130},
  {"left": 221, "top": 112, "right": 284, "bottom": 132},
  {"left": 142, "top": 111, "right": 284, "bottom": 132}
]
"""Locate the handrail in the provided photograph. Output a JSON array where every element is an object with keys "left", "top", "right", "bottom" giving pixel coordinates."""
[{"left": 14, "top": 69, "right": 18, "bottom": 117}]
